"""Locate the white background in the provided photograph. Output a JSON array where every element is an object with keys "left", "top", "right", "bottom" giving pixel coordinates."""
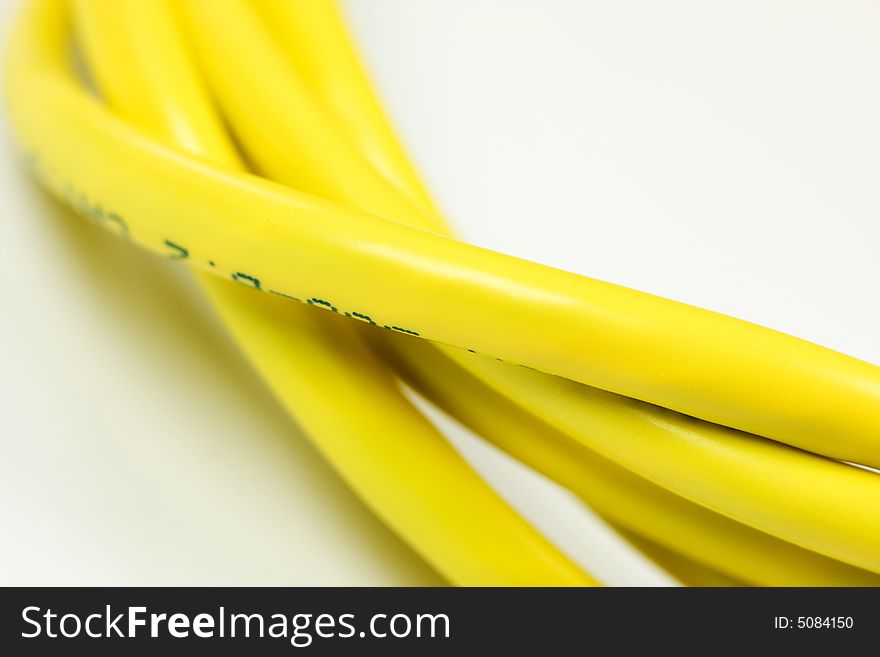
[{"left": 1, "top": 0, "right": 879, "bottom": 585}]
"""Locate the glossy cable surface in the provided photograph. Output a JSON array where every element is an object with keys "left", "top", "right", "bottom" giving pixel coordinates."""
[{"left": 5, "top": 0, "right": 880, "bottom": 585}]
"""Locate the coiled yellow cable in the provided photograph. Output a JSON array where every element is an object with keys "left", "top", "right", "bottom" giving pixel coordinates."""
[
  {"left": 26, "top": 0, "right": 596, "bottom": 587},
  {"left": 382, "top": 339, "right": 880, "bottom": 586},
  {"left": 12, "top": 0, "right": 880, "bottom": 470},
  {"left": 5, "top": 0, "right": 880, "bottom": 585},
  {"left": 176, "top": 0, "right": 880, "bottom": 574},
  {"left": 176, "top": 0, "right": 880, "bottom": 475},
  {"left": 243, "top": 0, "right": 879, "bottom": 585},
  {"left": 239, "top": 0, "right": 878, "bottom": 585}
]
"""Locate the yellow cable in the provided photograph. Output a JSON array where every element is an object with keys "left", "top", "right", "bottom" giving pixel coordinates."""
[
  {"left": 380, "top": 337, "right": 880, "bottom": 586},
  {"left": 248, "top": 0, "right": 880, "bottom": 586},
  {"left": 60, "top": 0, "right": 880, "bottom": 473},
  {"left": 250, "top": 0, "right": 440, "bottom": 215},
  {"left": 458, "top": 355, "right": 880, "bottom": 573},
  {"left": 183, "top": 0, "right": 880, "bottom": 573},
  {"left": 240, "top": 0, "right": 880, "bottom": 470},
  {"left": 6, "top": 0, "right": 880, "bottom": 585},
  {"left": 188, "top": 0, "right": 757, "bottom": 586},
  {"left": 63, "top": 0, "right": 596, "bottom": 587},
  {"left": 248, "top": 0, "right": 811, "bottom": 587},
  {"left": 616, "top": 531, "right": 745, "bottom": 588}
]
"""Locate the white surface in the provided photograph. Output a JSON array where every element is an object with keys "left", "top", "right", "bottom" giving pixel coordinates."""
[{"left": 2, "top": 0, "right": 879, "bottom": 585}]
